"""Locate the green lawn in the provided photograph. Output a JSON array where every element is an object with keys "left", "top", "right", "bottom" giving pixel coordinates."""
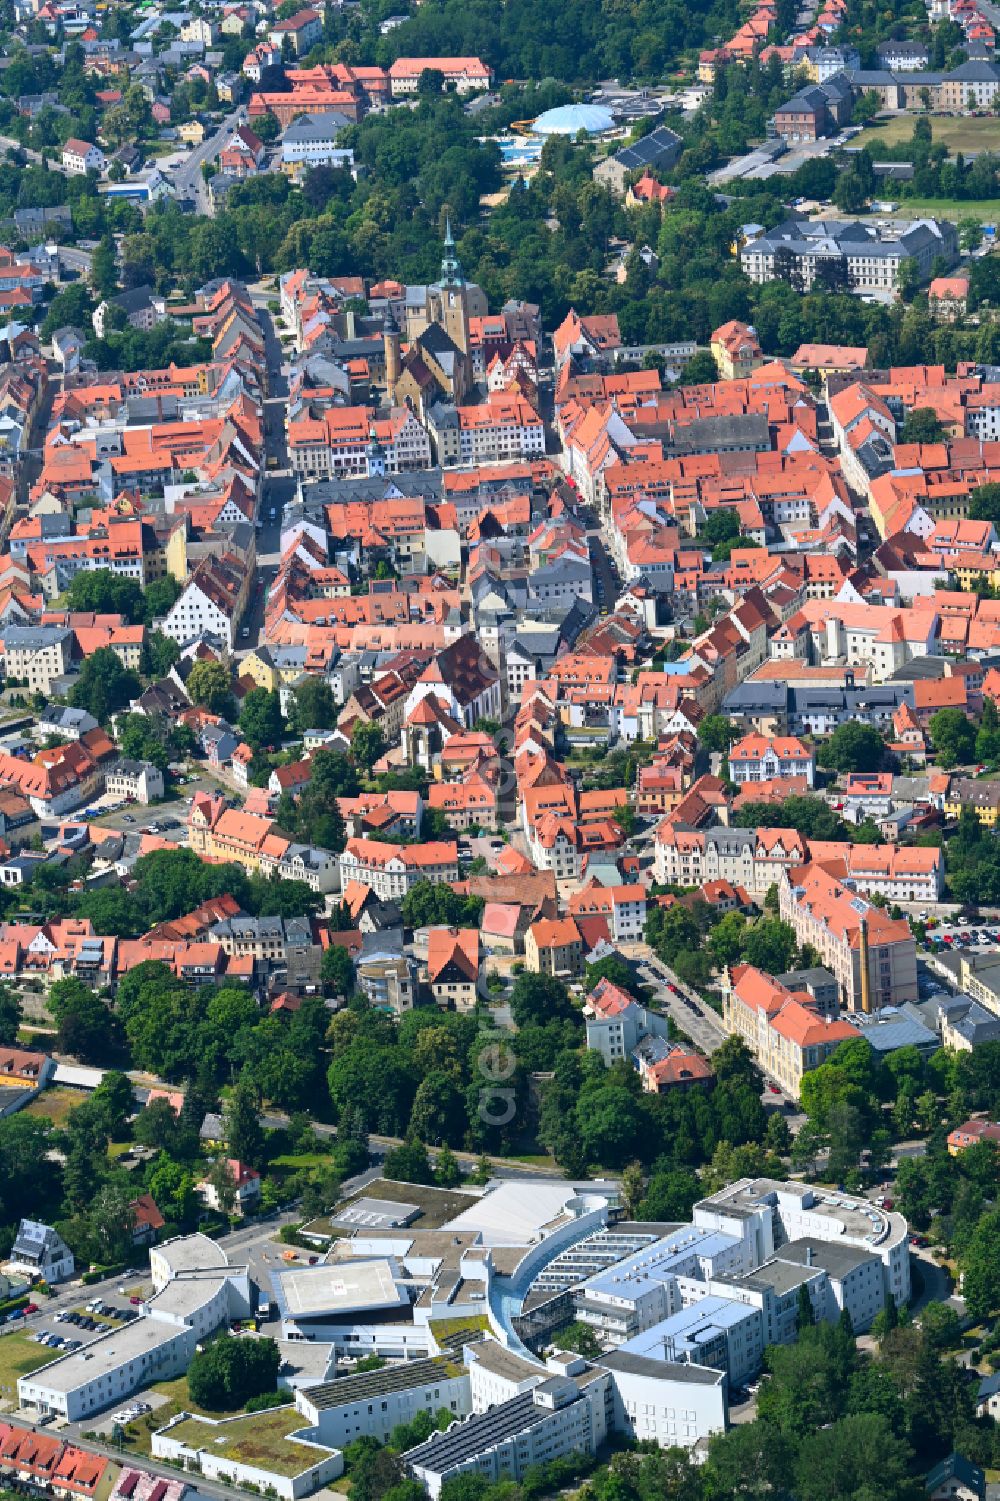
[
  {"left": 0, "top": 1332, "right": 59, "bottom": 1400},
  {"left": 165, "top": 1408, "right": 325, "bottom": 1477},
  {"left": 268, "top": 1153, "right": 331, "bottom": 1172},
  {"left": 883, "top": 197, "right": 1000, "bottom": 221},
  {"left": 855, "top": 115, "right": 1000, "bottom": 153},
  {"left": 426, "top": 1314, "right": 490, "bottom": 1341}
]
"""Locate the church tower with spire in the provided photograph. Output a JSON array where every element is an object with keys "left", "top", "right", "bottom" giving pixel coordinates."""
[{"left": 438, "top": 217, "right": 470, "bottom": 356}]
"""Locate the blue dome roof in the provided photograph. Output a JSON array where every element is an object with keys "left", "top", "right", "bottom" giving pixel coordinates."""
[{"left": 531, "top": 103, "right": 615, "bottom": 136}]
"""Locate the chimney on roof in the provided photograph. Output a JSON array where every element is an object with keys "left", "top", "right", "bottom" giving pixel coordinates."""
[
  {"left": 806, "top": 1245, "right": 813, "bottom": 1267},
  {"left": 858, "top": 914, "right": 873, "bottom": 1015}
]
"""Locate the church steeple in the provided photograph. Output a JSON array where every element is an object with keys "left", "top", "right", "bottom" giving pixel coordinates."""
[{"left": 440, "top": 217, "right": 464, "bottom": 287}]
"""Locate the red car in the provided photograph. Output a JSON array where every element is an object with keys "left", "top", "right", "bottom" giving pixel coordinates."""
[
  {"left": 767, "top": 1084, "right": 780, "bottom": 1095},
  {"left": 130, "top": 1296, "right": 142, "bottom": 1306},
  {"left": 23, "top": 1303, "right": 37, "bottom": 1314}
]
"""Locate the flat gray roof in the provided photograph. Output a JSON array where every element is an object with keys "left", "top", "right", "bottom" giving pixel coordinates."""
[
  {"left": 775, "top": 1237, "right": 878, "bottom": 1280},
  {"left": 275, "top": 1258, "right": 409, "bottom": 1319},
  {"left": 21, "top": 1315, "right": 182, "bottom": 1396},
  {"left": 599, "top": 1349, "right": 725, "bottom": 1386},
  {"left": 332, "top": 1197, "right": 421, "bottom": 1229},
  {"left": 155, "top": 1234, "right": 229, "bottom": 1277},
  {"left": 729, "top": 1258, "right": 821, "bottom": 1296},
  {"left": 467, "top": 1339, "right": 544, "bottom": 1383}
]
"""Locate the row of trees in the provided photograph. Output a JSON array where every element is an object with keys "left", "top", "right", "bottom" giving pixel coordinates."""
[
  {"left": 16, "top": 845, "right": 324, "bottom": 952},
  {"left": 645, "top": 894, "right": 803, "bottom": 992}
]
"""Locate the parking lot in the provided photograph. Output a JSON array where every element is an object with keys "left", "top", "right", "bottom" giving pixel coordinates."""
[
  {"left": 87, "top": 775, "right": 222, "bottom": 836},
  {"left": 927, "top": 921, "right": 1000, "bottom": 950},
  {"left": 4, "top": 1281, "right": 152, "bottom": 1421}
]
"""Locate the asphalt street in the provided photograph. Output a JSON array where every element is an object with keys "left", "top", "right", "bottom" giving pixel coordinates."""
[
  {"left": 630, "top": 944, "right": 809, "bottom": 1126},
  {"left": 163, "top": 106, "right": 249, "bottom": 212},
  {"left": 235, "top": 304, "right": 293, "bottom": 655}
]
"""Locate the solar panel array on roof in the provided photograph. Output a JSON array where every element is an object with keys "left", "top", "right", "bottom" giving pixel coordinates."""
[
  {"left": 406, "top": 1390, "right": 549, "bottom": 1469},
  {"left": 612, "top": 126, "right": 683, "bottom": 171}
]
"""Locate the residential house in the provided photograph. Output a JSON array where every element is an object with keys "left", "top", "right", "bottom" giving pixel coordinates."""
[
  {"left": 524, "top": 916, "right": 584, "bottom": 977},
  {"left": 61, "top": 139, "right": 104, "bottom": 175},
  {"left": 425, "top": 927, "right": 481, "bottom": 1011},
  {"left": 9, "top": 1220, "right": 74, "bottom": 1282},
  {"left": 198, "top": 1158, "right": 261, "bottom": 1217},
  {"left": 710, "top": 322, "right": 764, "bottom": 381}
]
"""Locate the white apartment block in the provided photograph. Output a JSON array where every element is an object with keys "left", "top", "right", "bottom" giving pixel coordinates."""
[
  {"left": 296, "top": 1357, "right": 472, "bottom": 1448},
  {"left": 104, "top": 759, "right": 165, "bottom": 804},
  {"left": 4, "top": 627, "right": 73, "bottom": 695},
  {"left": 19, "top": 1236, "right": 251, "bottom": 1421},
  {"left": 603, "top": 1352, "right": 726, "bottom": 1449},
  {"left": 61, "top": 139, "right": 104, "bottom": 175},
  {"left": 405, "top": 1366, "right": 611, "bottom": 1500},
  {"left": 694, "top": 1178, "right": 911, "bottom": 1309}
]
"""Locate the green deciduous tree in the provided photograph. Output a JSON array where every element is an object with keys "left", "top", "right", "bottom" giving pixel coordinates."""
[
  {"left": 960, "top": 1207, "right": 1000, "bottom": 1320},
  {"left": 698, "top": 714, "right": 737, "bottom": 754},
  {"left": 969, "top": 481, "right": 1000, "bottom": 525},
  {"left": 321, "top": 942, "right": 355, "bottom": 996},
  {"left": 817, "top": 722, "right": 886, "bottom": 774},
  {"left": 69, "top": 646, "right": 141, "bottom": 723},
  {"left": 187, "top": 658, "right": 234, "bottom": 716},
  {"left": 48, "top": 977, "right": 119, "bottom": 1064},
  {"left": 899, "top": 406, "right": 945, "bottom": 445},
  {"left": 742, "top": 917, "right": 797, "bottom": 974},
  {"left": 351, "top": 720, "right": 386, "bottom": 771},
  {"left": 382, "top": 1137, "right": 435, "bottom": 1184},
  {"left": 187, "top": 1336, "right": 280, "bottom": 1410},
  {"left": 291, "top": 677, "right": 337, "bottom": 731},
  {"left": 222, "top": 1075, "right": 264, "bottom": 1166},
  {"left": 239, "top": 687, "right": 285, "bottom": 751},
  {"left": 67, "top": 568, "right": 147, "bottom": 623},
  {"left": 0, "top": 982, "right": 22, "bottom": 1045},
  {"left": 928, "top": 707, "right": 976, "bottom": 768}
]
